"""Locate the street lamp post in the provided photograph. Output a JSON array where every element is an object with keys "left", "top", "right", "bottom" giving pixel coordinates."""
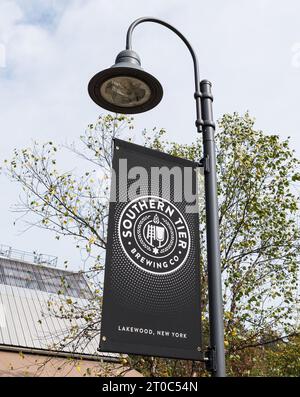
[{"left": 88, "top": 17, "right": 226, "bottom": 377}]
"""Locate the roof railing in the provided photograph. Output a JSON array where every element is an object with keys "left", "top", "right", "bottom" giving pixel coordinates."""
[{"left": 0, "top": 244, "right": 58, "bottom": 267}]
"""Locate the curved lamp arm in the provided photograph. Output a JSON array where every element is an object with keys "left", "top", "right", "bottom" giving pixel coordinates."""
[{"left": 126, "top": 17, "right": 203, "bottom": 132}]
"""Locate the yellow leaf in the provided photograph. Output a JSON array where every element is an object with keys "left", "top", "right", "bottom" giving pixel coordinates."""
[{"left": 89, "top": 236, "right": 96, "bottom": 245}]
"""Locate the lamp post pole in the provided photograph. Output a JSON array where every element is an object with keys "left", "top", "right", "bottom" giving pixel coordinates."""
[
  {"left": 126, "top": 18, "right": 226, "bottom": 377},
  {"left": 200, "top": 80, "right": 226, "bottom": 377},
  {"left": 88, "top": 17, "right": 226, "bottom": 377}
]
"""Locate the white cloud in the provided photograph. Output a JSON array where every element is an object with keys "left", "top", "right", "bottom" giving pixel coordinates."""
[{"left": 0, "top": 0, "right": 300, "bottom": 267}]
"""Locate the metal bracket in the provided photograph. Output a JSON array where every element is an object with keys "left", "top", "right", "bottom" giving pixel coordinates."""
[
  {"left": 199, "top": 155, "right": 210, "bottom": 173},
  {"left": 202, "top": 119, "right": 216, "bottom": 129},
  {"left": 205, "top": 346, "right": 217, "bottom": 373},
  {"left": 195, "top": 119, "right": 203, "bottom": 133}
]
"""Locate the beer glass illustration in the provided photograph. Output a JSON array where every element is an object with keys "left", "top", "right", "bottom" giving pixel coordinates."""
[{"left": 146, "top": 214, "right": 166, "bottom": 247}]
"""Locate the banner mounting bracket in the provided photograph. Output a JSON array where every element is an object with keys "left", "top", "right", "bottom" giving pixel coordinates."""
[
  {"left": 204, "top": 346, "right": 217, "bottom": 373},
  {"left": 199, "top": 155, "right": 210, "bottom": 173}
]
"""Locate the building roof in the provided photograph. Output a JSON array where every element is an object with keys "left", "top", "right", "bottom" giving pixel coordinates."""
[{"left": 0, "top": 248, "right": 118, "bottom": 361}]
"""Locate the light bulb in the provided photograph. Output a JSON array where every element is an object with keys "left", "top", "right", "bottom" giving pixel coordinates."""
[{"left": 100, "top": 76, "right": 151, "bottom": 108}]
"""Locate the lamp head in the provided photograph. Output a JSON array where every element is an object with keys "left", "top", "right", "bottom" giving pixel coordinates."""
[{"left": 88, "top": 50, "right": 163, "bottom": 114}]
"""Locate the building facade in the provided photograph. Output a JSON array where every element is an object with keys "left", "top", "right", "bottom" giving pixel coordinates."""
[{"left": 0, "top": 246, "right": 140, "bottom": 377}]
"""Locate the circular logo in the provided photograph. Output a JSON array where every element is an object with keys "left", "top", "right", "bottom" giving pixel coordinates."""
[{"left": 118, "top": 196, "right": 191, "bottom": 274}]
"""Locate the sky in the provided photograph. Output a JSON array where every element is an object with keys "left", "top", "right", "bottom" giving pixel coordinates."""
[{"left": 0, "top": 0, "right": 300, "bottom": 269}]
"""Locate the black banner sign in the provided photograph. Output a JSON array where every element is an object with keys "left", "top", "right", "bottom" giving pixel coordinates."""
[{"left": 99, "top": 138, "right": 202, "bottom": 360}]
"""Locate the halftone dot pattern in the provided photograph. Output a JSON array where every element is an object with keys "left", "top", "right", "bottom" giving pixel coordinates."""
[{"left": 106, "top": 144, "right": 200, "bottom": 314}]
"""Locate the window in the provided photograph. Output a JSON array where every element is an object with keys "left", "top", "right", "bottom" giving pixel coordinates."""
[{"left": 0, "top": 259, "right": 92, "bottom": 299}]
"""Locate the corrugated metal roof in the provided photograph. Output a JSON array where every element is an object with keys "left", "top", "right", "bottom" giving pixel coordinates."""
[{"left": 0, "top": 256, "right": 118, "bottom": 361}]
